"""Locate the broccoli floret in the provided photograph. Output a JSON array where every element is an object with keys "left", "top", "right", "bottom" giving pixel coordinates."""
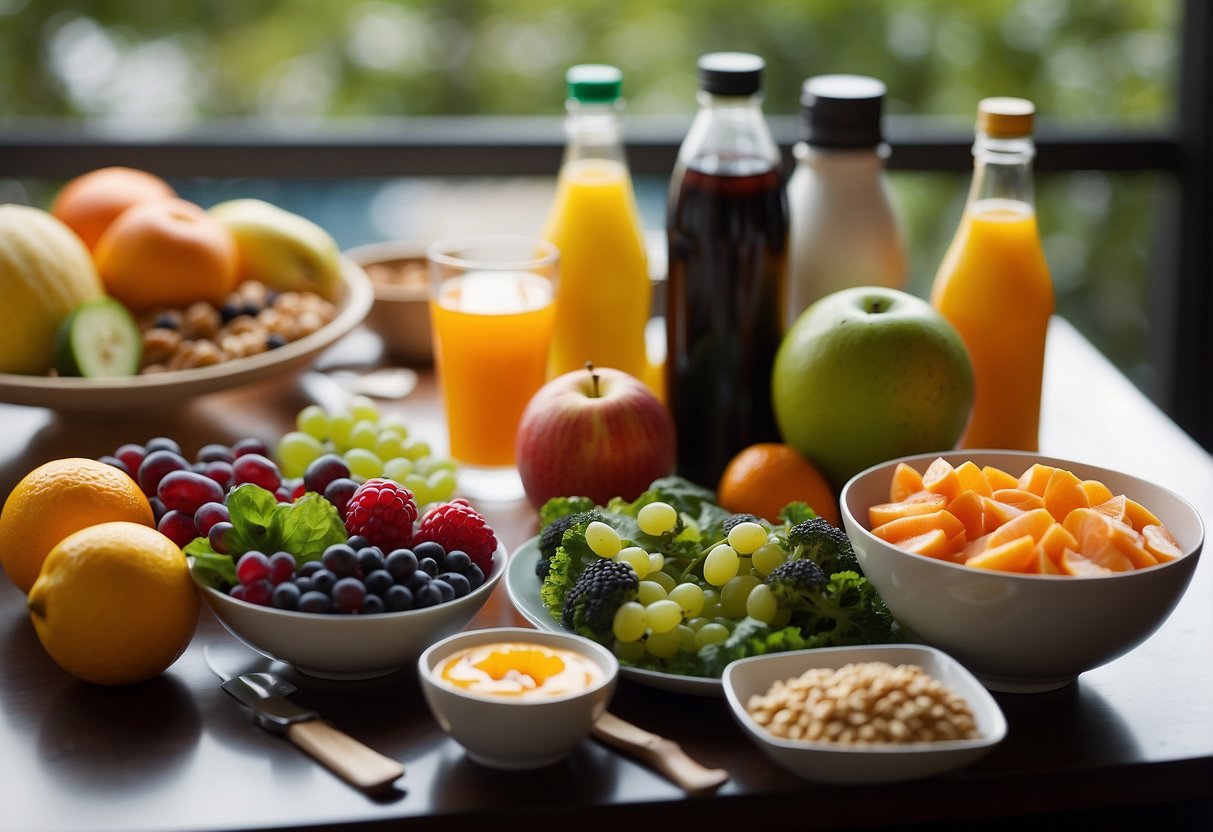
[
  {"left": 561, "top": 558, "right": 638, "bottom": 642},
  {"left": 536, "top": 509, "right": 603, "bottom": 580},
  {"left": 786, "top": 517, "right": 861, "bottom": 575},
  {"left": 766, "top": 567, "right": 893, "bottom": 647},
  {"left": 722, "top": 513, "right": 763, "bottom": 536}
]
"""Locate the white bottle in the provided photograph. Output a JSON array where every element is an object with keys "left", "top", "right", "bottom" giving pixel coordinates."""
[{"left": 786, "top": 74, "right": 907, "bottom": 327}]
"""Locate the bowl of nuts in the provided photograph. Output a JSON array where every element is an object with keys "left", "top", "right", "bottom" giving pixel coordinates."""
[
  {"left": 721, "top": 644, "right": 1006, "bottom": 784},
  {"left": 345, "top": 240, "right": 432, "bottom": 367}
]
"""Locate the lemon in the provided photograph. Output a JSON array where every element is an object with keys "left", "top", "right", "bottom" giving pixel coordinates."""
[{"left": 27, "top": 522, "right": 199, "bottom": 686}]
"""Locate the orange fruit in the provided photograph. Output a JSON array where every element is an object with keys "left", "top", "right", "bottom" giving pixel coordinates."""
[
  {"left": 94, "top": 197, "right": 238, "bottom": 312},
  {"left": 717, "top": 443, "right": 839, "bottom": 526},
  {"left": 27, "top": 521, "right": 198, "bottom": 685},
  {"left": 0, "top": 458, "right": 154, "bottom": 593},
  {"left": 50, "top": 166, "right": 176, "bottom": 252}
]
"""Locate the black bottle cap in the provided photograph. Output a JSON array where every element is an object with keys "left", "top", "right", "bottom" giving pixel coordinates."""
[
  {"left": 698, "top": 52, "right": 765, "bottom": 96},
  {"left": 799, "top": 74, "right": 886, "bottom": 148}
]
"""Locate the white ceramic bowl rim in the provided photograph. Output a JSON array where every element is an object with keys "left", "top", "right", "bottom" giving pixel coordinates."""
[
  {"left": 420, "top": 626, "right": 619, "bottom": 705},
  {"left": 841, "top": 449, "right": 1205, "bottom": 581}
]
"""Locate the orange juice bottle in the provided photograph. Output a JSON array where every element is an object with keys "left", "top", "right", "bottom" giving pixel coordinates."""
[
  {"left": 930, "top": 97, "right": 1054, "bottom": 451},
  {"left": 542, "top": 65, "right": 652, "bottom": 385}
]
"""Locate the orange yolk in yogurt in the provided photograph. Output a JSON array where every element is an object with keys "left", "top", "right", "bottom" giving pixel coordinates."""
[{"left": 438, "top": 642, "right": 603, "bottom": 699}]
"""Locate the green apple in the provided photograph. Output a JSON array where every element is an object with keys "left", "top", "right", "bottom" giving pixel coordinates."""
[
  {"left": 208, "top": 198, "right": 343, "bottom": 301},
  {"left": 772, "top": 286, "right": 974, "bottom": 490}
]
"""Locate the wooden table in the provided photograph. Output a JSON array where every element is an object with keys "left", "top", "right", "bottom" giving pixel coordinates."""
[{"left": 1, "top": 318, "right": 1210, "bottom": 832}]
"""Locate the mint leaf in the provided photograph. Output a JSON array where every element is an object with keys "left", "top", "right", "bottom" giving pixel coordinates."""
[
  {"left": 280, "top": 491, "right": 348, "bottom": 563},
  {"left": 225, "top": 483, "right": 281, "bottom": 553}
]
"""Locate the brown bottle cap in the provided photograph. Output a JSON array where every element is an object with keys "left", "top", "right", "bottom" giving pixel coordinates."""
[{"left": 977, "top": 97, "right": 1034, "bottom": 138}]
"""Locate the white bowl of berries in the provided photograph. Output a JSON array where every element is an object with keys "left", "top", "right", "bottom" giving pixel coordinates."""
[{"left": 189, "top": 478, "right": 506, "bottom": 680}]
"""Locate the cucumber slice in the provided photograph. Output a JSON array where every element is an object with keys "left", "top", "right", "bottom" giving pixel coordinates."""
[{"left": 54, "top": 298, "right": 143, "bottom": 378}]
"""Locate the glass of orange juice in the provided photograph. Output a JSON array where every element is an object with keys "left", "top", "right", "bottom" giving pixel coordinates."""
[{"left": 427, "top": 235, "right": 559, "bottom": 502}]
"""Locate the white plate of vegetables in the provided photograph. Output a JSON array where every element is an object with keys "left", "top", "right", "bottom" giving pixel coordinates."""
[{"left": 505, "top": 476, "right": 903, "bottom": 698}]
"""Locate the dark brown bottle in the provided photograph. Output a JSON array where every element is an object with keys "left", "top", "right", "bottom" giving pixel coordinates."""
[{"left": 666, "top": 53, "right": 788, "bottom": 489}]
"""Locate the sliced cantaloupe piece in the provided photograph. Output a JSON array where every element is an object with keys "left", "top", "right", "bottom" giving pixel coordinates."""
[
  {"left": 1062, "top": 508, "right": 1137, "bottom": 572},
  {"left": 1142, "top": 524, "right": 1182, "bottom": 562},
  {"left": 987, "top": 507, "right": 1056, "bottom": 548},
  {"left": 982, "top": 465, "right": 1020, "bottom": 491},
  {"left": 1093, "top": 494, "right": 1129, "bottom": 524},
  {"left": 1037, "top": 521, "right": 1079, "bottom": 566},
  {"left": 981, "top": 495, "right": 1025, "bottom": 532},
  {"left": 991, "top": 488, "right": 1046, "bottom": 513},
  {"left": 1017, "top": 463, "right": 1057, "bottom": 497},
  {"left": 897, "top": 528, "right": 953, "bottom": 559},
  {"left": 1061, "top": 547, "right": 1116, "bottom": 576},
  {"left": 965, "top": 534, "right": 1037, "bottom": 573},
  {"left": 1043, "top": 467, "right": 1090, "bottom": 523},
  {"left": 1124, "top": 497, "right": 1163, "bottom": 531},
  {"left": 871, "top": 509, "right": 965, "bottom": 545},
  {"left": 1081, "top": 479, "right": 1115, "bottom": 506},
  {"left": 868, "top": 492, "right": 948, "bottom": 527},
  {"left": 947, "top": 489, "right": 986, "bottom": 541},
  {"left": 954, "top": 461, "right": 993, "bottom": 497},
  {"left": 889, "top": 462, "right": 926, "bottom": 502},
  {"left": 922, "top": 457, "right": 962, "bottom": 502}
]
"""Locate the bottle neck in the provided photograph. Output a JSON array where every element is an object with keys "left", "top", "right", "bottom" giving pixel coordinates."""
[
  {"left": 678, "top": 90, "right": 781, "bottom": 174},
  {"left": 967, "top": 133, "right": 1036, "bottom": 209},
  {"left": 562, "top": 99, "right": 626, "bottom": 166}
]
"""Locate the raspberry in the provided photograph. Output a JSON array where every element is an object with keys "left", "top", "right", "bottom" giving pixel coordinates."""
[
  {"left": 343, "top": 478, "right": 418, "bottom": 551},
  {"left": 417, "top": 500, "right": 499, "bottom": 576}
]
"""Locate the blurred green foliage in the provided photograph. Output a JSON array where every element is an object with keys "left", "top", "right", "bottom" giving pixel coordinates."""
[{"left": 0, "top": 0, "right": 1181, "bottom": 391}]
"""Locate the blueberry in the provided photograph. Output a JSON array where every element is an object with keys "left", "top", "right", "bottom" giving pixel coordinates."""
[
  {"left": 98, "top": 455, "right": 130, "bottom": 475},
  {"left": 332, "top": 577, "right": 367, "bottom": 613},
  {"left": 299, "top": 560, "right": 323, "bottom": 578},
  {"left": 464, "top": 563, "right": 485, "bottom": 590},
  {"left": 298, "top": 591, "right": 332, "bottom": 613},
  {"left": 365, "top": 569, "right": 394, "bottom": 596},
  {"left": 430, "top": 578, "right": 454, "bottom": 602},
  {"left": 272, "top": 582, "right": 301, "bottom": 610},
  {"left": 385, "top": 585, "right": 414, "bottom": 612},
  {"left": 385, "top": 548, "right": 418, "bottom": 582},
  {"left": 145, "top": 436, "right": 182, "bottom": 455},
  {"left": 312, "top": 568, "right": 337, "bottom": 594},
  {"left": 405, "top": 571, "right": 432, "bottom": 592},
  {"left": 294, "top": 576, "right": 316, "bottom": 594},
  {"left": 438, "top": 572, "right": 471, "bottom": 598},
  {"left": 418, "top": 557, "right": 439, "bottom": 577},
  {"left": 322, "top": 544, "right": 359, "bottom": 577},
  {"left": 413, "top": 540, "right": 446, "bottom": 563},
  {"left": 361, "top": 594, "right": 386, "bottom": 615},
  {"left": 414, "top": 583, "right": 443, "bottom": 609},
  {"left": 347, "top": 534, "right": 373, "bottom": 551},
  {"left": 357, "top": 546, "right": 385, "bottom": 574},
  {"left": 444, "top": 550, "right": 472, "bottom": 573}
]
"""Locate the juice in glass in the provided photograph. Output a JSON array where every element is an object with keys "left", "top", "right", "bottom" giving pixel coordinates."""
[
  {"left": 430, "top": 270, "right": 555, "bottom": 467},
  {"left": 543, "top": 158, "right": 651, "bottom": 381},
  {"left": 931, "top": 198, "right": 1053, "bottom": 450}
]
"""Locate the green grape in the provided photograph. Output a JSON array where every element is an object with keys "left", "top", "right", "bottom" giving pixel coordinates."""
[
  {"left": 612, "top": 601, "right": 648, "bottom": 642},
  {"left": 644, "top": 629, "right": 681, "bottom": 659},
  {"left": 402, "top": 437, "right": 432, "bottom": 461},
  {"left": 415, "top": 456, "right": 457, "bottom": 476},
  {"left": 726, "top": 521, "right": 768, "bottom": 555},
  {"left": 350, "top": 395, "right": 379, "bottom": 423},
  {"left": 383, "top": 457, "right": 414, "bottom": 481},
  {"left": 645, "top": 599, "right": 683, "bottom": 634},
  {"left": 296, "top": 405, "right": 330, "bottom": 441},
  {"left": 719, "top": 574, "right": 761, "bottom": 619},
  {"left": 613, "top": 638, "right": 645, "bottom": 663},
  {"left": 637, "top": 501, "right": 678, "bottom": 536},
  {"left": 686, "top": 616, "right": 709, "bottom": 631},
  {"left": 647, "top": 552, "right": 665, "bottom": 575},
  {"left": 374, "top": 430, "right": 407, "bottom": 461},
  {"left": 349, "top": 419, "right": 379, "bottom": 450},
  {"left": 616, "top": 546, "right": 651, "bottom": 578},
  {"left": 738, "top": 556, "right": 753, "bottom": 577},
  {"left": 751, "top": 542, "right": 788, "bottom": 575},
  {"left": 585, "top": 521, "right": 622, "bottom": 558},
  {"left": 344, "top": 448, "right": 385, "bottom": 481},
  {"left": 647, "top": 570, "right": 676, "bottom": 593},
  {"left": 427, "top": 469, "right": 457, "bottom": 502},
  {"left": 694, "top": 622, "right": 730, "bottom": 649},
  {"left": 636, "top": 580, "right": 667, "bottom": 606},
  {"left": 378, "top": 415, "right": 410, "bottom": 438},
  {"left": 703, "top": 543, "right": 740, "bottom": 586},
  {"left": 745, "top": 583, "right": 778, "bottom": 623},
  {"left": 328, "top": 414, "right": 354, "bottom": 451},
  {"left": 701, "top": 588, "right": 720, "bottom": 617},
  {"left": 276, "top": 430, "right": 324, "bottom": 478},
  {"left": 668, "top": 582, "right": 704, "bottom": 618},
  {"left": 675, "top": 623, "right": 696, "bottom": 652},
  {"left": 403, "top": 473, "right": 430, "bottom": 505}
]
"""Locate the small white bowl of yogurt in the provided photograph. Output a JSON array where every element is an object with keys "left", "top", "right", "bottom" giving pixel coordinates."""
[{"left": 418, "top": 627, "right": 619, "bottom": 769}]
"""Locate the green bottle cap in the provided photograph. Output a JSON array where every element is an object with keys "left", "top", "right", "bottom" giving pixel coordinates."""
[{"left": 567, "top": 64, "right": 623, "bottom": 103}]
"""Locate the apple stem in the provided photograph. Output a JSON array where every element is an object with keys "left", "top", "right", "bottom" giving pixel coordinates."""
[{"left": 585, "top": 361, "right": 600, "bottom": 398}]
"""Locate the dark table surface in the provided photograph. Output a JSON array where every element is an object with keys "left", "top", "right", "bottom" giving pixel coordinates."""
[{"left": 1, "top": 317, "right": 1211, "bottom": 832}]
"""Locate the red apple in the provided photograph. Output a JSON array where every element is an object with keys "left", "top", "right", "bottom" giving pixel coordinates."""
[{"left": 516, "top": 364, "right": 676, "bottom": 508}]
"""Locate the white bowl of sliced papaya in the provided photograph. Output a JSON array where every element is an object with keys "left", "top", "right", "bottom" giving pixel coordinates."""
[{"left": 840, "top": 450, "right": 1203, "bottom": 693}]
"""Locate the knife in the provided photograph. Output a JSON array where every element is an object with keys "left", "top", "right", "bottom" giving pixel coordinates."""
[
  {"left": 592, "top": 711, "right": 729, "bottom": 794},
  {"left": 204, "top": 645, "right": 404, "bottom": 792}
]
